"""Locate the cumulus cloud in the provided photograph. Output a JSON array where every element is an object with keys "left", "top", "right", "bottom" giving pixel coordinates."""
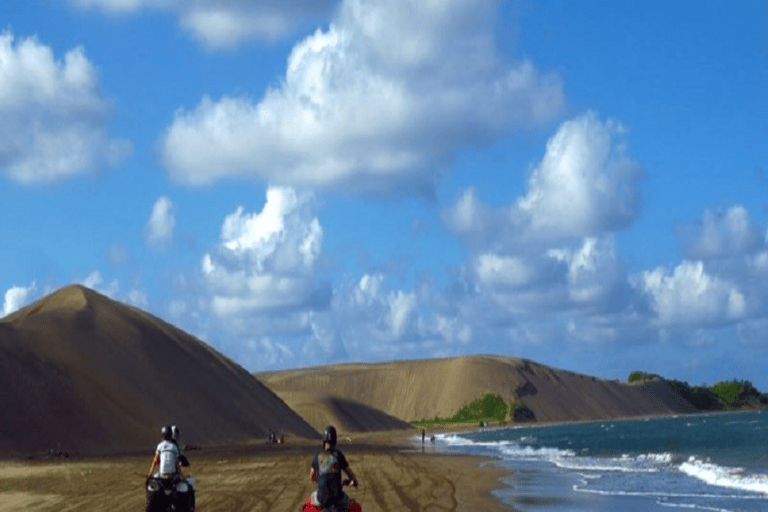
[
  {"left": 201, "top": 186, "right": 326, "bottom": 317},
  {"left": 80, "top": 271, "right": 120, "bottom": 296},
  {"left": 316, "top": 273, "right": 442, "bottom": 358},
  {"left": 467, "top": 243, "right": 609, "bottom": 317},
  {"left": 2, "top": 281, "right": 36, "bottom": 316},
  {"left": 438, "top": 113, "right": 649, "bottom": 350},
  {"left": 548, "top": 237, "right": 627, "bottom": 307},
  {"left": 445, "top": 112, "right": 644, "bottom": 249},
  {"left": 0, "top": 32, "right": 130, "bottom": 184},
  {"left": 145, "top": 196, "right": 175, "bottom": 246},
  {"left": 71, "top": 0, "right": 336, "bottom": 47},
  {"left": 515, "top": 111, "right": 644, "bottom": 238},
  {"left": 677, "top": 205, "right": 763, "bottom": 259},
  {"left": 475, "top": 253, "right": 535, "bottom": 288},
  {"left": 388, "top": 290, "right": 417, "bottom": 339},
  {"left": 161, "top": 0, "right": 564, "bottom": 193},
  {"left": 642, "top": 261, "right": 746, "bottom": 326}
]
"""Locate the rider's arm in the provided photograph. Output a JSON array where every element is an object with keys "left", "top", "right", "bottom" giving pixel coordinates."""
[
  {"left": 344, "top": 467, "right": 358, "bottom": 487},
  {"left": 147, "top": 452, "right": 159, "bottom": 478},
  {"left": 310, "top": 467, "right": 318, "bottom": 483}
]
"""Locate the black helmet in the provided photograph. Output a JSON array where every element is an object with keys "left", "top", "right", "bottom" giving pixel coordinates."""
[
  {"left": 161, "top": 425, "right": 173, "bottom": 441},
  {"left": 323, "top": 425, "right": 337, "bottom": 448}
]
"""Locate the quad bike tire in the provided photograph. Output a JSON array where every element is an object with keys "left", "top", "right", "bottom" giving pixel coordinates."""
[{"left": 145, "top": 491, "right": 166, "bottom": 512}]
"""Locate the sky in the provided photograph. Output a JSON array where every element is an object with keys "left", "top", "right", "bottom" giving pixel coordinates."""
[{"left": 2, "top": 0, "right": 767, "bottom": 388}]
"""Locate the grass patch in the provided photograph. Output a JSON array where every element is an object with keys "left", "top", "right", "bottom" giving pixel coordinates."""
[{"left": 410, "top": 393, "right": 512, "bottom": 428}]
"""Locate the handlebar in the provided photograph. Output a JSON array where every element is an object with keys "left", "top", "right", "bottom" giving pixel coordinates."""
[{"left": 342, "top": 479, "right": 358, "bottom": 488}]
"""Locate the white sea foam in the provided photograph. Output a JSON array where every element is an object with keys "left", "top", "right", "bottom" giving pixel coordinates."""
[
  {"left": 679, "top": 457, "right": 768, "bottom": 496},
  {"left": 437, "top": 432, "right": 574, "bottom": 460},
  {"left": 553, "top": 453, "right": 664, "bottom": 473},
  {"left": 439, "top": 433, "right": 675, "bottom": 474}
]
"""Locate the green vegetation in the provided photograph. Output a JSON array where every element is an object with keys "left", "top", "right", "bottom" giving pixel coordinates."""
[
  {"left": 628, "top": 372, "right": 768, "bottom": 411},
  {"left": 453, "top": 392, "right": 509, "bottom": 422},
  {"left": 711, "top": 379, "right": 762, "bottom": 407},
  {"left": 627, "top": 371, "right": 662, "bottom": 383},
  {"left": 666, "top": 380, "right": 724, "bottom": 410},
  {"left": 410, "top": 393, "right": 517, "bottom": 427}
]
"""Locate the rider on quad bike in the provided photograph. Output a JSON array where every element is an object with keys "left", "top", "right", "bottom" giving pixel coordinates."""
[
  {"left": 146, "top": 424, "right": 195, "bottom": 512},
  {"left": 302, "top": 425, "right": 361, "bottom": 512}
]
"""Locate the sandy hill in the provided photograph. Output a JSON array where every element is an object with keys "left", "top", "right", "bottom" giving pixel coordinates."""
[
  {"left": 254, "top": 390, "right": 411, "bottom": 434},
  {"left": 0, "top": 285, "right": 318, "bottom": 456},
  {"left": 259, "top": 355, "right": 697, "bottom": 426}
]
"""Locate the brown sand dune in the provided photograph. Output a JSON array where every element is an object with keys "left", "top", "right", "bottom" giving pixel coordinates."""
[
  {"left": 267, "top": 391, "right": 411, "bottom": 433},
  {"left": 260, "top": 355, "right": 697, "bottom": 425},
  {"left": 0, "top": 284, "right": 319, "bottom": 457}
]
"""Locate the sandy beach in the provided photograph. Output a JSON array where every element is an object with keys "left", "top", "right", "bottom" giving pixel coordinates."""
[{"left": 0, "top": 435, "right": 515, "bottom": 512}]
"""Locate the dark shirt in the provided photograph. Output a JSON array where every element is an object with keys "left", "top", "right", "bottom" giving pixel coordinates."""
[{"left": 312, "top": 448, "right": 349, "bottom": 507}]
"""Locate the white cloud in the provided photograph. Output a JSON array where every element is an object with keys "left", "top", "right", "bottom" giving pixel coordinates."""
[
  {"left": 72, "top": 0, "right": 336, "bottom": 47},
  {"left": 72, "top": 0, "right": 151, "bottom": 13},
  {"left": 146, "top": 196, "right": 175, "bottom": 246},
  {"left": 246, "top": 336, "right": 295, "bottom": 369},
  {"left": 437, "top": 113, "right": 652, "bottom": 350},
  {"left": 354, "top": 273, "right": 384, "bottom": 306},
  {"left": 2, "top": 281, "right": 36, "bottom": 316},
  {"left": 515, "top": 111, "right": 644, "bottom": 238},
  {"left": 81, "top": 271, "right": 104, "bottom": 289},
  {"left": 201, "top": 186, "right": 325, "bottom": 317},
  {"left": 434, "top": 314, "right": 472, "bottom": 345},
  {"left": 475, "top": 253, "right": 534, "bottom": 288},
  {"left": 445, "top": 112, "right": 644, "bottom": 251},
  {"left": 388, "top": 290, "right": 417, "bottom": 339},
  {"left": 0, "top": 32, "right": 130, "bottom": 184},
  {"left": 548, "top": 237, "right": 624, "bottom": 305},
  {"left": 678, "top": 205, "right": 762, "bottom": 259},
  {"left": 642, "top": 261, "right": 746, "bottom": 326},
  {"left": 127, "top": 288, "right": 148, "bottom": 308},
  {"left": 161, "top": 0, "right": 564, "bottom": 193},
  {"left": 443, "top": 188, "right": 492, "bottom": 238},
  {"left": 80, "top": 271, "right": 120, "bottom": 296}
]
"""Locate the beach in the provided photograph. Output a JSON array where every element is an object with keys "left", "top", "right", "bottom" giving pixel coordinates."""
[{"left": 0, "top": 434, "right": 515, "bottom": 512}]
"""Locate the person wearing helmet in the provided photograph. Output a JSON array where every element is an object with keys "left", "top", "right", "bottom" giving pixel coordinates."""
[
  {"left": 147, "top": 425, "right": 195, "bottom": 511},
  {"left": 148, "top": 425, "right": 184, "bottom": 479},
  {"left": 306, "top": 425, "right": 360, "bottom": 512},
  {"left": 167, "top": 425, "right": 190, "bottom": 467}
]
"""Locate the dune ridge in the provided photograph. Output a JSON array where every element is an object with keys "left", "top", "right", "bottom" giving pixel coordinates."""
[
  {"left": 260, "top": 355, "right": 697, "bottom": 427},
  {"left": 0, "top": 285, "right": 318, "bottom": 456}
]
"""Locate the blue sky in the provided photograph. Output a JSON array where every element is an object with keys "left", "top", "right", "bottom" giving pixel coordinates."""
[{"left": 2, "top": 0, "right": 767, "bottom": 388}]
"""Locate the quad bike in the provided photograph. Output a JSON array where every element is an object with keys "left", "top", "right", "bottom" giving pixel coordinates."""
[
  {"left": 300, "top": 479, "right": 362, "bottom": 512},
  {"left": 145, "top": 475, "right": 196, "bottom": 512}
]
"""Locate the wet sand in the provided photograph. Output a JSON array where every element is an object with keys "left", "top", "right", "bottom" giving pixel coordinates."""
[{"left": 0, "top": 438, "right": 516, "bottom": 511}]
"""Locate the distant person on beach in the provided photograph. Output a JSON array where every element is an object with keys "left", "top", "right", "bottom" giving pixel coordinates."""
[
  {"left": 305, "top": 425, "right": 361, "bottom": 512},
  {"left": 422, "top": 428, "right": 425, "bottom": 443}
]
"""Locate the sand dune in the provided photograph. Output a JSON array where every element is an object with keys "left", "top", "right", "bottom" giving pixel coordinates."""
[
  {"left": 264, "top": 391, "right": 411, "bottom": 433},
  {"left": 0, "top": 285, "right": 318, "bottom": 456},
  {"left": 260, "top": 355, "right": 697, "bottom": 425}
]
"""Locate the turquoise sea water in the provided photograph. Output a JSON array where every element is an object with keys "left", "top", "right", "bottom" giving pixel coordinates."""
[{"left": 434, "top": 410, "right": 768, "bottom": 511}]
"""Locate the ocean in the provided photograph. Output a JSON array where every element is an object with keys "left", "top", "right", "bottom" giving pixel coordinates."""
[{"left": 434, "top": 410, "right": 768, "bottom": 511}]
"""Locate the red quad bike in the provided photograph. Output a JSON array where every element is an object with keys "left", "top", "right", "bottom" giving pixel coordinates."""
[{"left": 301, "top": 480, "right": 362, "bottom": 512}]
